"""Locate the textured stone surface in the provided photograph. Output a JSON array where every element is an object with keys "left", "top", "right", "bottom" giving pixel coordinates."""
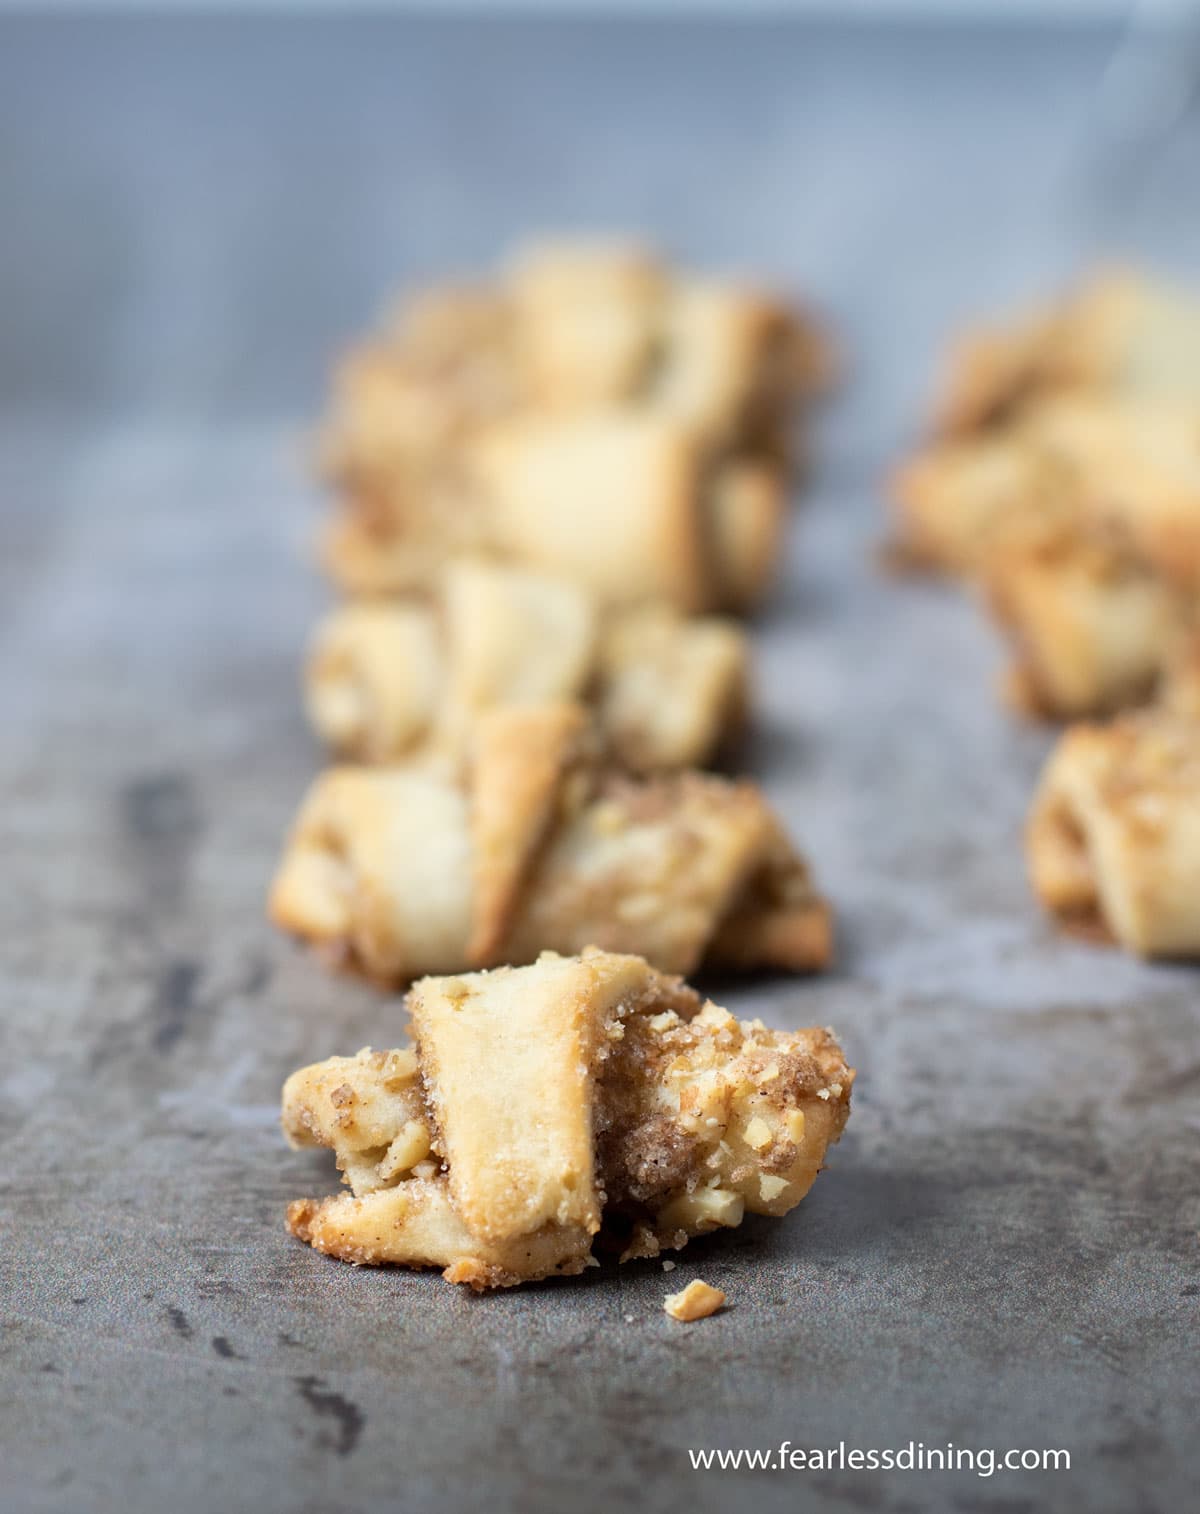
[{"left": 1, "top": 16, "right": 1197, "bottom": 1514}]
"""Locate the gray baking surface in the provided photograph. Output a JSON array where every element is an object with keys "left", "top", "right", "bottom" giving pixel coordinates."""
[{"left": 1, "top": 16, "right": 1197, "bottom": 1514}]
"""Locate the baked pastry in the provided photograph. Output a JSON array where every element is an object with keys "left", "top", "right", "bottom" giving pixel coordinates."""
[
  {"left": 306, "top": 558, "right": 749, "bottom": 771},
  {"left": 282, "top": 948, "right": 853, "bottom": 1288},
  {"left": 982, "top": 402, "right": 1200, "bottom": 717},
  {"left": 505, "top": 241, "right": 669, "bottom": 413},
  {"left": 316, "top": 239, "right": 830, "bottom": 609},
  {"left": 467, "top": 411, "right": 786, "bottom": 612},
  {"left": 891, "top": 396, "right": 1200, "bottom": 582},
  {"left": 1027, "top": 708, "right": 1200, "bottom": 956},
  {"left": 319, "top": 297, "right": 512, "bottom": 495},
  {"left": 320, "top": 240, "right": 829, "bottom": 493},
  {"left": 324, "top": 410, "right": 787, "bottom": 612},
  {"left": 269, "top": 703, "right": 832, "bottom": 983},
  {"left": 891, "top": 395, "right": 1200, "bottom": 718},
  {"left": 888, "top": 416, "right": 1071, "bottom": 577},
  {"left": 1160, "top": 627, "right": 1200, "bottom": 716},
  {"left": 985, "top": 523, "right": 1186, "bottom": 719},
  {"left": 508, "top": 240, "right": 831, "bottom": 443},
  {"left": 934, "top": 268, "right": 1200, "bottom": 436}
]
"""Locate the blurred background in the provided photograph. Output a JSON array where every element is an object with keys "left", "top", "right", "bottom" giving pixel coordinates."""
[{"left": 2, "top": 1, "right": 1199, "bottom": 437}]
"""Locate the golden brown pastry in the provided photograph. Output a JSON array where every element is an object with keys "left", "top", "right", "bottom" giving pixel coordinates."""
[
  {"left": 512, "top": 240, "right": 834, "bottom": 426},
  {"left": 1027, "top": 708, "right": 1200, "bottom": 956},
  {"left": 269, "top": 703, "right": 832, "bottom": 984},
  {"left": 324, "top": 410, "right": 788, "bottom": 612},
  {"left": 650, "top": 273, "right": 831, "bottom": 457},
  {"left": 317, "top": 281, "right": 516, "bottom": 510},
  {"left": 306, "top": 559, "right": 749, "bottom": 772},
  {"left": 506, "top": 241, "right": 669, "bottom": 412},
  {"left": 305, "top": 558, "right": 595, "bottom": 764},
  {"left": 320, "top": 239, "right": 829, "bottom": 492},
  {"left": 982, "top": 403, "right": 1200, "bottom": 718},
  {"left": 282, "top": 948, "right": 853, "bottom": 1288},
  {"left": 593, "top": 602, "right": 749, "bottom": 774},
  {"left": 1026, "top": 399, "right": 1200, "bottom": 591},
  {"left": 888, "top": 417, "right": 1070, "bottom": 577},
  {"left": 316, "top": 240, "right": 830, "bottom": 609},
  {"left": 891, "top": 395, "right": 1200, "bottom": 718},
  {"left": 892, "top": 396, "right": 1200, "bottom": 581},
  {"left": 1159, "top": 626, "right": 1200, "bottom": 716},
  {"left": 468, "top": 411, "right": 786, "bottom": 613},
  {"left": 985, "top": 524, "right": 1187, "bottom": 719},
  {"left": 306, "top": 601, "right": 447, "bottom": 763},
  {"left": 507, "top": 240, "right": 830, "bottom": 442},
  {"left": 934, "top": 268, "right": 1200, "bottom": 436}
]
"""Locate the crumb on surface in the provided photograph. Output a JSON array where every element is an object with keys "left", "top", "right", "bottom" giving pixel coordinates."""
[{"left": 664, "top": 1278, "right": 726, "bottom": 1321}]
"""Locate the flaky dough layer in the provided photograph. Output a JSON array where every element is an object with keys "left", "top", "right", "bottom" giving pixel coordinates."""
[
  {"left": 891, "top": 394, "right": 1200, "bottom": 719},
  {"left": 316, "top": 240, "right": 829, "bottom": 611},
  {"left": 931, "top": 268, "right": 1200, "bottom": 437},
  {"left": 269, "top": 703, "right": 832, "bottom": 983},
  {"left": 283, "top": 949, "right": 853, "bottom": 1287},
  {"left": 1027, "top": 708, "right": 1200, "bottom": 957},
  {"left": 305, "top": 558, "right": 749, "bottom": 772}
]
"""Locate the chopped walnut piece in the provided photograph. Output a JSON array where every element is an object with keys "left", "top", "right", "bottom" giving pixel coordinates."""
[{"left": 664, "top": 1279, "right": 726, "bottom": 1322}]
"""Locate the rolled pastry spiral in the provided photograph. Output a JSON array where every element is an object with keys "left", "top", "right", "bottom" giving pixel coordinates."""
[
  {"left": 323, "top": 409, "right": 789, "bottom": 613},
  {"left": 892, "top": 395, "right": 1200, "bottom": 583},
  {"left": 317, "top": 241, "right": 831, "bottom": 612},
  {"left": 930, "top": 267, "right": 1200, "bottom": 438},
  {"left": 321, "top": 240, "right": 830, "bottom": 486},
  {"left": 305, "top": 557, "right": 749, "bottom": 772},
  {"left": 269, "top": 703, "right": 832, "bottom": 984},
  {"left": 282, "top": 948, "right": 853, "bottom": 1289},
  {"left": 1027, "top": 707, "right": 1200, "bottom": 957},
  {"left": 891, "top": 393, "right": 1200, "bottom": 719}
]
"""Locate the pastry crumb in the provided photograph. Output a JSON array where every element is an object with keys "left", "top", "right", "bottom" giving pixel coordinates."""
[
  {"left": 664, "top": 1279, "right": 726, "bottom": 1321},
  {"left": 662, "top": 1259, "right": 676, "bottom": 1272}
]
